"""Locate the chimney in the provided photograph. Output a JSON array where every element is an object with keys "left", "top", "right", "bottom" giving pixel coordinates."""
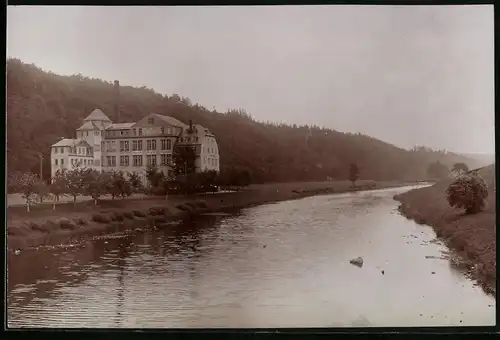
[
  {"left": 189, "top": 119, "right": 193, "bottom": 132},
  {"left": 114, "top": 80, "right": 120, "bottom": 123}
]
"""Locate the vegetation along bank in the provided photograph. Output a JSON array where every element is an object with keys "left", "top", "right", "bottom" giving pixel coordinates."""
[
  {"left": 8, "top": 180, "right": 417, "bottom": 252},
  {"left": 395, "top": 164, "right": 496, "bottom": 297}
]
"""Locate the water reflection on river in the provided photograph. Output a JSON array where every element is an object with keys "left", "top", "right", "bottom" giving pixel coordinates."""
[{"left": 7, "top": 186, "right": 495, "bottom": 328}]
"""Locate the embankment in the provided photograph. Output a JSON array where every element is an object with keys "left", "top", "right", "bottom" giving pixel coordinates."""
[
  {"left": 7, "top": 180, "right": 417, "bottom": 251},
  {"left": 394, "top": 165, "right": 496, "bottom": 297}
]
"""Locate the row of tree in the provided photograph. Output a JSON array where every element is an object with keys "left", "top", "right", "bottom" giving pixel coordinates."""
[
  {"left": 8, "top": 164, "right": 254, "bottom": 211},
  {"left": 8, "top": 168, "right": 145, "bottom": 211}
]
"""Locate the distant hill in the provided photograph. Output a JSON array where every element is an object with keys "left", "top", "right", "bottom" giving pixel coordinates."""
[
  {"left": 6, "top": 58, "right": 484, "bottom": 183},
  {"left": 457, "top": 153, "right": 495, "bottom": 168}
]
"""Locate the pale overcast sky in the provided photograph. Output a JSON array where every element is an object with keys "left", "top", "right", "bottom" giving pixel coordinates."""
[{"left": 7, "top": 5, "right": 495, "bottom": 154}]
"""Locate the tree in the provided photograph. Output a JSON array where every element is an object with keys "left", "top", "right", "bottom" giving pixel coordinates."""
[
  {"left": 349, "top": 163, "right": 360, "bottom": 187},
  {"left": 127, "top": 172, "right": 144, "bottom": 194},
  {"left": 50, "top": 170, "right": 69, "bottom": 209},
  {"left": 145, "top": 165, "right": 164, "bottom": 190},
  {"left": 172, "top": 145, "right": 197, "bottom": 176},
  {"left": 108, "top": 171, "right": 132, "bottom": 199},
  {"left": 15, "top": 172, "right": 38, "bottom": 212},
  {"left": 452, "top": 162, "right": 469, "bottom": 176},
  {"left": 427, "top": 161, "right": 449, "bottom": 180},
  {"left": 34, "top": 179, "right": 49, "bottom": 204},
  {"left": 446, "top": 172, "right": 488, "bottom": 214},
  {"left": 85, "top": 169, "right": 111, "bottom": 205},
  {"left": 65, "top": 166, "right": 88, "bottom": 206}
]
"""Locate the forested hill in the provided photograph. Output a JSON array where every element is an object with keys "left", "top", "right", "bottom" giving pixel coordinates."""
[{"left": 6, "top": 59, "right": 482, "bottom": 183}]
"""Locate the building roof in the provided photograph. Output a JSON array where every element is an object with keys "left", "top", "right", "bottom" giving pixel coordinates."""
[
  {"left": 106, "top": 123, "right": 135, "bottom": 130},
  {"left": 52, "top": 138, "right": 89, "bottom": 147},
  {"left": 84, "top": 109, "right": 112, "bottom": 122},
  {"left": 76, "top": 121, "right": 100, "bottom": 131},
  {"left": 150, "top": 113, "right": 188, "bottom": 128}
]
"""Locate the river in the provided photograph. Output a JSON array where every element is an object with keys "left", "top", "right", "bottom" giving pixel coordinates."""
[{"left": 7, "top": 185, "right": 495, "bottom": 328}]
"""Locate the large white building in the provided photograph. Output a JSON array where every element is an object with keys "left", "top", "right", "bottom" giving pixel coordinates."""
[{"left": 50, "top": 109, "right": 220, "bottom": 184}]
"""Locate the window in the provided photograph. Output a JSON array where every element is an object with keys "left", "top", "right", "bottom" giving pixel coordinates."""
[
  {"left": 167, "top": 127, "right": 172, "bottom": 135},
  {"left": 167, "top": 139, "right": 172, "bottom": 150},
  {"left": 55, "top": 159, "right": 58, "bottom": 165},
  {"left": 61, "top": 159, "right": 64, "bottom": 165},
  {"left": 54, "top": 147, "right": 58, "bottom": 154},
  {"left": 148, "top": 118, "right": 154, "bottom": 125},
  {"left": 146, "top": 139, "right": 156, "bottom": 151},
  {"left": 167, "top": 154, "right": 172, "bottom": 165},
  {"left": 138, "top": 128, "right": 143, "bottom": 136},
  {"left": 133, "top": 155, "right": 143, "bottom": 166},
  {"left": 133, "top": 140, "right": 143, "bottom": 151},
  {"left": 161, "top": 139, "right": 166, "bottom": 150},
  {"left": 161, "top": 154, "right": 167, "bottom": 165},
  {"left": 120, "top": 155, "right": 130, "bottom": 166},
  {"left": 120, "top": 141, "right": 129, "bottom": 152},
  {"left": 161, "top": 127, "right": 164, "bottom": 135},
  {"left": 86, "top": 131, "right": 89, "bottom": 136},
  {"left": 61, "top": 147, "right": 64, "bottom": 154},
  {"left": 84, "top": 159, "right": 87, "bottom": 166},
  {"left": 106, "top": 156, "right": 116, "bottom": 167},
  {"left": 146, "top": 155, "right": 157, "bottom": 166}
]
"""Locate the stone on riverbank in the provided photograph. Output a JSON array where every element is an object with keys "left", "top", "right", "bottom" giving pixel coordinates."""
[{"left": 350, "top": 257, "right": 364, "bottom": 268}]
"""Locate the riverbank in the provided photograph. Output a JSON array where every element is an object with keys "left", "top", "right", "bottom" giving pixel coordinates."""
[
  {"left": 394, "top": 165, "right": 496, "bottom": 297},
  {"left": 8, "top": 180, "right": 419, "bottom": 251}
]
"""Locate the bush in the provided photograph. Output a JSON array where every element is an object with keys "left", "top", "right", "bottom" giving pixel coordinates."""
[
  {"left": 73, "top": 218, "right": 87, "bottom": 226},
  {"left": 446, "top": 173, "right": 488, "bottom": 214},
  {"left": 133, "top": 210, "right": 146, "bottom": 218},
  {"left": 123, "top": 212, "right": 134, "bottom": 220},
  {"left": 176, "top": 204, "right": 192, "bottom": 212},
  {"left": 92, "top": 214, "right": 111, "bottom": 224},
  {"left": 26, "top": 221, "right": 51, "bottom": 233},
  {"left": 148, "top": 207, "right": 166, "bottom": 216},
  {"left": 111, "top": 212, "right": 125, "bottom": 222},
  {"left": 57, "top": 217, "right": 77, "bottom": 230}
]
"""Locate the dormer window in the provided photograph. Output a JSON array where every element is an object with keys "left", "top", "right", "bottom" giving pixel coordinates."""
[{"left": 148, "top": 118, "right": 154, "bottom": 125}]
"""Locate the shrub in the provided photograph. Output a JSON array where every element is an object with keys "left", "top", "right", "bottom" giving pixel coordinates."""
[
  {"left": 133, "top": 210, "right": 146, "bottom": 218},
  {"left": 176, "top": 204, "right": 190, "bottom": 212},
  {"left": 446, "top": 173, "right": 488, "bottom": 214},
  {"left": 111, "top": 212, "right": 125, "bottom": 222},
  {"left": 73, "top": 218, "right": 87, "bottom": 226},
  {"left": 92, "top": 214, "right": 111, "bottom": 224},
  {"left": 57, "top": 217, "right": 77, "bottom": 230},
  {"left": 123, "top": 212, "right": 134, "bottom": 220}
]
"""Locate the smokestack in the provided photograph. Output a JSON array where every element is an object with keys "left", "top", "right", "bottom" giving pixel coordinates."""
[
  {"left": 189, "top": 119, "right": 193, "bottom": 132},
  {"left": 114, "top": 80, "right": 120, "bottom": 123}
]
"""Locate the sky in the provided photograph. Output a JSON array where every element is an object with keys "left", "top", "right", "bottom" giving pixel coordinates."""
[{"left": 7, "top": 5, "right": 495, "bottom": 154}]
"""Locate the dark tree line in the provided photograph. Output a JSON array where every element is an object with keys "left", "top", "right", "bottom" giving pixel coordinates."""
[{"left": 6, "top": 59, "right": 483, "bottom": 184}]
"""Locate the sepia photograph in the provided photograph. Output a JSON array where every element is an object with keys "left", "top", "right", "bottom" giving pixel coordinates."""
[{"left": 6, "top": 5, "right": 495, "bottom": 329}]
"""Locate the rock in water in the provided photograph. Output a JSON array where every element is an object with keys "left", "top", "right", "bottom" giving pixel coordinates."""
[{"left": 350, "top": 257, "right": 364, "bottom": 268}]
